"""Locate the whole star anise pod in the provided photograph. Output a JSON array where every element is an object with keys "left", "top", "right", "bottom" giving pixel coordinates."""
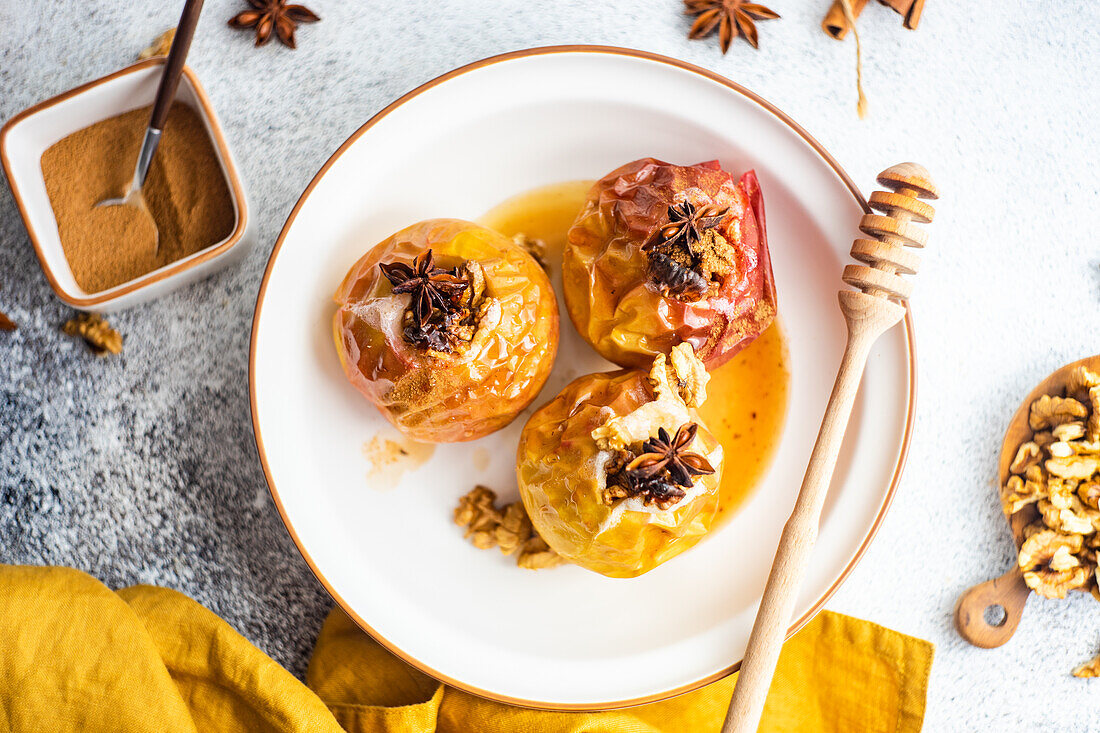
[
  {"left": 379, "top": 250, "right": 468, "bottom": 331},
  {"left": 626, "top": 423, "right": 716, "bottom": 488},
  {"left": 684, "top": 0, "right": 780, "bottom": 52},
  {"left": 228, "top": 0, "right": 320, "bottom": 49},
  {"left": 649, "top": 200, "right": 729, "bottom": 254}
]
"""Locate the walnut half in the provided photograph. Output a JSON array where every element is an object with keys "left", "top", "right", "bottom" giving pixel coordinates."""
[{"left": 1018, "top": 530, "right": 1090, "bottom": 599}]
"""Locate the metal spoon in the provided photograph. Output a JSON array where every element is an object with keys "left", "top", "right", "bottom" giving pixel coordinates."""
[{"left": 96, "top": 0, "right": 205, "bottom": 254}]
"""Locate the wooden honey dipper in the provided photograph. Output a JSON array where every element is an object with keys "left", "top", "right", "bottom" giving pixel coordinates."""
[{"left": 723, "top": 163, "right": 938, "bottom": 733}]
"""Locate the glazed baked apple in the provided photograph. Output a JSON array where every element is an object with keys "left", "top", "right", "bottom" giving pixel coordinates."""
[
  {"left": 517, "top": 344, "right": 724, "bottom": 578},
  {"left": 563, "top": 157, "right": 776, "bottom": 369},
  {"left": 333, "top": 218, "right": 559, "bottom": 442}
]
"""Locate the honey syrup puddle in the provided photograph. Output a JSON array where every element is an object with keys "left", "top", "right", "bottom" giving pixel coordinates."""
[{"left": 481, "top": 181, "right": 790, "bottom": 527}]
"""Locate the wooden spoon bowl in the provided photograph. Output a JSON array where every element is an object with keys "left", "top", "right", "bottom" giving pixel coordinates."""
[{"left": 955, "top": 354, "right": 1100, "bottom": 648}]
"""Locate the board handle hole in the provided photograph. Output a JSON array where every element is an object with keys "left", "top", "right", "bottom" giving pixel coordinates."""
[{"left": 984, "top": 604, "right": 1007, "bottom": 627}]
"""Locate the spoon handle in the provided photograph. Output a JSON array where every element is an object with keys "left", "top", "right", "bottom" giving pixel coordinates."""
[
  {"left": 148, "top": 0, "right": 205, "bottom": 132},
  {"left": 954, "top": 566, "right": 1030, "bottom": 648}
]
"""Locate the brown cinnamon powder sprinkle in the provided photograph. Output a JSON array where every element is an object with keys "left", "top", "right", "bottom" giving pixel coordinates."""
[{"left": 41, "top": 103, "right": 235, "bottom": 294}]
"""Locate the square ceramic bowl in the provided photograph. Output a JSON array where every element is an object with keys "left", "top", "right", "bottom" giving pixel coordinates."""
[{"left": 1, "top": 59, "right": 250, "bottom": 312}]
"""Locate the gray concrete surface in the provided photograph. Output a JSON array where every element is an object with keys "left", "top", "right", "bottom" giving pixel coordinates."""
[{"left": 2, "top": 1, "right": 1099, "bottom": 728}]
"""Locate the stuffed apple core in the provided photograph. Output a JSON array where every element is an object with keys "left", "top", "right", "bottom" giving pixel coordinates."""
[
  {"left": 517, "top": 344, "right": 724, "bottom": 578},
  {"left": 563, "top": 157, "right": 777, "bottom": 369}
]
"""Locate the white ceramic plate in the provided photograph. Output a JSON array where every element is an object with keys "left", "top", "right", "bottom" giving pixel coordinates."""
[{"left": 250, "top": 47, "right": 913, "bottom": 710}]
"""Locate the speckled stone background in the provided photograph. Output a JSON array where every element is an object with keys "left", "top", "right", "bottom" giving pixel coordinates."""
[{"left": 1, "top": 1, "right": 1098, "bottom": 728}]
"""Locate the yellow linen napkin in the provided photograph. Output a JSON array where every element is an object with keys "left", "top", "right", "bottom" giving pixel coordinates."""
[{"left": 0, "top": 566, "right": 932, "bottom": 732}]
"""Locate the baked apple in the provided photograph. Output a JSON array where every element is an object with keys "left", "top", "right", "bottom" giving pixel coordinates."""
[
  {"left": 563, "top": 157, "right": 776, "bottom": 369},
  {"left": 517, "top": 344, "right": 724, "bottom": 578},
  {"left": 333, "top": 218, "right": 559, "bottom": 442}
]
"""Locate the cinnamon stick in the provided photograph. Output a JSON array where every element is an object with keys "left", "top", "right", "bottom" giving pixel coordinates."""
[
  {"left": 823, "top": 0, "right": 925, "bottom": 39},
  {"left": 902, "top": 0, "right": 925, "bottom": 29},
  {"left": 823, "top": 0, "right": 869, "bottom": 40}
]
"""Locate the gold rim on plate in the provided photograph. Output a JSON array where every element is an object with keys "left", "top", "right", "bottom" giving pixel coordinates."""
[{"left": 248, "top": 44, "right": 917, "bottom": 711}]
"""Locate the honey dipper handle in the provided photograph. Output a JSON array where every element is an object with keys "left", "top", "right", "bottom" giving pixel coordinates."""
[
  {"left": 723, "top": 292, "right": 906, "bottom": 733},
  {"left": 954, "top": 566, "right": 1030, "bottom": 649}
]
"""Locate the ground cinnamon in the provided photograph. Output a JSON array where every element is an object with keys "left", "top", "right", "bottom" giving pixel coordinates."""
[{"left": 41, "top": 103, "right": 235, "bottom": 294}]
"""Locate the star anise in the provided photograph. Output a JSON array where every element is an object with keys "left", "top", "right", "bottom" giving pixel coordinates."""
[
  {"left": 626, "top": 423, "right": 716, "bottom": 488},
  {"left": 379, "top": 249, "right": 468, "bottom": 328},
  {"left": 649, "top": 200, "right": 729, "bottom": 255},
  {"left": 685, "top": 0, "right": 780, "bottom": 52},
  {"left": 228, "top": 0, "right": 320, "bottom": 49},
  {"left": 643, "top": 201, "right": 729, "bottom": 301}
]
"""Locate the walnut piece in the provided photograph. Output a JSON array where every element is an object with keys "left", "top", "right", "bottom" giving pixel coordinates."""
[
  {"left": 1001, "top": 464, "right": 1047, "bottom": 515},
  {"left": 1066, "top": 366, "right": 1100, "bottom": 403},
  {"left": 1009, "top": 441, "right": 1042, "bottom": 475},
  {"left": 138, "top": 29, "right": 175, "bottom": 60},
  {"left": 1019, "top": 530, "right": 1090, "bottom": 599},
  {"left": 592, "top": 345, "right": 706, "bottom": 451},
  {"left": 649, "top": 342, "right": 709, "bottom": 408},
  {"left": 62, "top": 313, "right": 122, "bottom": 356},
  {"left": 1073, "top": 651, "right": 1100, "bottom": 678},
  {"left": 1089, "top": 386, "right": 1100, "bottom": 444},
  {"left": 1030, "top": 395, "right": 1088, "bottom": 431},
  {"left": 1053, "top": 422, "right": 1087, "bottom": 443},
  {"left": 0, "top": 310, "right": 15, "bottom": 331},
  {"left": 453, "top": 485, "right": 563, "bottom": 569},
  {"left": 1046, "top": 456, "right": 1100, "bottom": 481},
  {"left": 1079, "top": 481, "right": 1100, "bottom": 510},
  {"left": 454, "top": 485, "right": 501, "bottom": 549}
]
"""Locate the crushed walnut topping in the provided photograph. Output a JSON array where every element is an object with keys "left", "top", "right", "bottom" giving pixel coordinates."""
[
  {"left": 602, "top": 423, "right": 715, "bottom": 509},
  {"left": 380, "top": 251, "right": 492, "bottom": 355},
  {"left": 660, "top": 342, "right": 710, "bottom": 408},
  {"left": 62, "top": 313, "right": 122, "bottom": 356},
  {"left": 593, "top": 344, "right": 718, "bottom": 510},
  {"left": 454, "top": 485, "right": 565, "bottom": 569},
  {"left": 1003, "top": 365, "right": 1100, "bottom": 604},
  {"left": 592, "top": 343, "right": 709, "bottom": 452},
  {"left": 643, "top": 200, "right": 736, "bottom": 302}
]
